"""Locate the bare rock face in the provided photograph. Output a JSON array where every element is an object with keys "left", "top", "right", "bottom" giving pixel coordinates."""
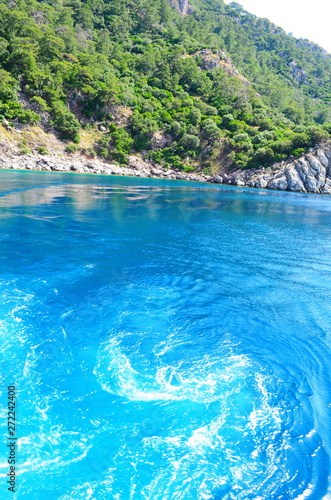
[
  {"left": 169, "top": 0, "right": 194, "bottom": 15},
  {"left": 212, "top": 145, "right": 331, "bottom": 195}
]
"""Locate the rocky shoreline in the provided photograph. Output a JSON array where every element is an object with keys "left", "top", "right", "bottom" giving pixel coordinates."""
[
  {"left": 0, "top": 153, "right": 213, "bottom": 183},
  {"left": 1, "top": 145, "right": 331, "bottom": 195},
  {"left": 213, "top": 145, "right": 331, "bottom": 195}
]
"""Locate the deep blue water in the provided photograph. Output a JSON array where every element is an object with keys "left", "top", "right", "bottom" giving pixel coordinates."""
[{"left": 1, "top": 170, "right": 331, "bottom": 499}]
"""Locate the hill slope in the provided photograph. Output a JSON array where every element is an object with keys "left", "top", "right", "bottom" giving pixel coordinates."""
[{"left": 0, "top": 0, "right": 331, "bottom": 174}]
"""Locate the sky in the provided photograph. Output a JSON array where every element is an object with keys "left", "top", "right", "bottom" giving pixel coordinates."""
[{"left": 223, "top": 0, "right": 331, "bottom": 53}]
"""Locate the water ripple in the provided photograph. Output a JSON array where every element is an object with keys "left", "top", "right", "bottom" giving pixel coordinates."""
[{"left": 0, "top": 172, "right": 330, "bottom": 498}]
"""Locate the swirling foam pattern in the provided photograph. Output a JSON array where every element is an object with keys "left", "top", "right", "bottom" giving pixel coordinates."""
[{"left": 0, "top": 171, "right": 331, "bottom": 499}]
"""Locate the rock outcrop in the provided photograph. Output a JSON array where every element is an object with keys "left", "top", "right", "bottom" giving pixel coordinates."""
[
  {"left": 169, "top": 0, "right": 194, "bottom": 15},
  {"left": 195, "top": 49, "right": 250, "bottom": 85},
  {"left": 212, "top": 145, "right": 331, "bottom": 195},
  {"left": 289, "top": 60, "right": 308, "bottom": 85}
]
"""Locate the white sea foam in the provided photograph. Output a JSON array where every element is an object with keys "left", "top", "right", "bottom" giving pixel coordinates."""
[
  {"left": 18, "top": 427, "right": 92, "bottom": 474},
  {"left": 58, "top": 482, "right": 97, "bottom": 500},
  {"left": 93, "top": 336, "right": 303, "bottom": 499},
  {"left": 94, "top": 337, "right": 250, "bottom": 403}
]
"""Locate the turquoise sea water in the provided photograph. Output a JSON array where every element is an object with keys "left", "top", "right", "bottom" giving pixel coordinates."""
[{"left": 1, "top": 170, "right": 331, "bottom": 499}]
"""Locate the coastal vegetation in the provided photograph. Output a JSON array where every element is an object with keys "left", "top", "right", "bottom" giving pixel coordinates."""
[{"left": 0, "top": 0, "right": 331, "bottom": 172}]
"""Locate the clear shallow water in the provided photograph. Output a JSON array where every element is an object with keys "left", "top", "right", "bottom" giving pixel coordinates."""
[{"left": 0, "top": 171, "right": 331, "bottom": 499}]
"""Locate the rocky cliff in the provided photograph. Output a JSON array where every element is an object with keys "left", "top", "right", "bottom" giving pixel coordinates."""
[{"left": 213, "top": 145, "right": 331, "bottom": 195}]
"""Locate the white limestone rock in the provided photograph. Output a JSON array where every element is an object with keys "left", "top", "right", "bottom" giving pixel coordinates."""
[
  {"left": 267, "top": 173, "right": 288, "bottom": 191},
  {"left": 306, "top": 154, "right": 326, "bottom": 190},
  {"left": 316, "top": 149, "right": 329, "bottom": 168},
  {"left": 285, "top": 166, "right": 307, "bottom": 192},
  {"left": 321, "top": 178, "right": 331, "bottom": 194}
]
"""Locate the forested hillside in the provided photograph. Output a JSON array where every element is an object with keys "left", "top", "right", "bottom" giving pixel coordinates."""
[{"left": 1, "top": 0, "right": 331, "bottom": 173}]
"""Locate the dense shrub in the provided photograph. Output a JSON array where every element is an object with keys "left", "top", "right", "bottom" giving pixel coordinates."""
[{"left": 51, "top": 104, "right": 80, "bottom": 142}]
